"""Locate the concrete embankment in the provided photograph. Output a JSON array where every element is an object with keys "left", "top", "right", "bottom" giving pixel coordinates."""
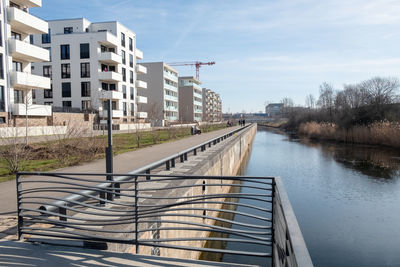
[{"left": 136, "top": 124, "right": 257, "bottom": 260}]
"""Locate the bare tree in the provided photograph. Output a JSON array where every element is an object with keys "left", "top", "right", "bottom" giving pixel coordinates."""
[
  {"left": 0, "top": 130, "right": 30, "bottom": 174},
  {"left": 147, "top": 103, "right": 163, "bottom": 144},
  {"left": 305, "top": 94, "right": 315, "bottom": 109},
  {"left": 360, "top": 77, "right": 399, "bottom": 106}
]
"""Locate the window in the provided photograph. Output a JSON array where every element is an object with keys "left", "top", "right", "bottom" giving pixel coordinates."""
[
  {"left": 44, "top": 102, "right": 53, "bottom": 105},
  {"left": 11, "top": 31, "right": 21, "bottom": 40},
  {"left": 101, "top": 45, "right": 107, "bottom": 53},
  {"left": 123, "top": 102, "right": 127, "bottom": 116},
  {"left": 82, "top": 100, "right": 91, "bottom": 110},
  {"left": 122, "top": 50, "right": 126, "bottom": 64},
  {"left": 42, "top": 29, "right": 51, "bottom": 44},
  {"left": 122, "top": 85, "right": 126, "bottom": 99},
  {"left": 102, "top": 82, "right": 108, "bottom": 91},
  {"left": 80, "top": 62, "right": 90, "bottom": 78},
  {"left": 109, "top": 84, "right": 116, "bottom": 91},
  {"left": 81, "top": 82, "right": 91, "bottom": 97},
  {"left": 62, "top": 82, "right": 71, "bottom": 97},
  {"left": 122, "top": 68, "right": 126, "bottom": 82},
  {"left": 43, "top": 65, "right": 52, "bottom": 79},
  {"left": 61, "top": 63, "right": 70, "bottom": 78},
  {"left": 0, "top": 54, "right": 3, "bottom": 79},
  {"left": 32, "top": 90, "right": 36, "bottom": 99},
  {"left": 0, "top": 86, "right": 4, "bottom": 111},
  {"left": 80, "top": 43, "right": 90, "bottom": 59},
  {"left": 64, "top": 27, "right": 73, "bottom": 34},
  {"left": 129, "top": 54, "right": 133, "bottom": 68},
  {"left": 130, "top": 103, "right": 134, "bottom": 116},
  {"left": 14, "top": 90, "right": 23, "bottom": 104},
  {"left": 62, "top": 101, "right": 72, "bottom": 107},
  {"left": 130, "top": 71, "right": 134, "bottom": 84},
  {"left": 13, "top": 61, "right": 22, "bottom": 72},
  {"left": 44, "top": 85, "right": 53, "bottom": 98},
  {"left": 130, "top": 87, "right": 134, "bottom": 100},
  {"left": 60, "top": 44, "right": 70, "bottom": 59},
  {"left": 121, "top": 32, "right": 125, "bottom": 47},
  {"left": 112, "top": 101, "right": 117, "bottom": 110},
  {"left": 29, "top": 35, "right": 33, "bottom": 44},
  {"left": 129, "top": 37, "right": 133, "bottom": 51}
]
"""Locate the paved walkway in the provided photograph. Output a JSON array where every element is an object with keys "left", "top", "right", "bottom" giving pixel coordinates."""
[
  {"left": 0, "top": 126, "right": 240, "bottom": 216},
  {"left": 0, "top": 241, "right": 256, "bottom": 267}
]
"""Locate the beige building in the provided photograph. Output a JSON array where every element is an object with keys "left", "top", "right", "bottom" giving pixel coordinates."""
[
  {"left": 202, "top": 88, "right": 222, "bottom": 122},
  {"left": 178, "top": 76, "right": 202, "bottom": 123},
  {"left": 137, "top": 62, "right": 178, "bottom": 126}
]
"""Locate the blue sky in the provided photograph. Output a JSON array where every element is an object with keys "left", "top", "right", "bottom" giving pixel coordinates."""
[{"left": 32, "top": 0, "right": 400, "bottom": 113}]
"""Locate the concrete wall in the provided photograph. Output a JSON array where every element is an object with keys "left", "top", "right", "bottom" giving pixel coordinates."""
[
  {"left": 0, "top": 125, "right": 67, "bottom": 137},
  {"left": 155, "top": 124, "right": 257, "bottom": 260}
]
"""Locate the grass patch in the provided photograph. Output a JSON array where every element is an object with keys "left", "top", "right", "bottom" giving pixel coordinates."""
[{"left": 0, "top": 124, "right": 227, "bottom": 182}]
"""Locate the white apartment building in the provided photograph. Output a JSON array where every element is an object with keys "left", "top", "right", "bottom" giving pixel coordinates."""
[
  {"left": 178, "top": 76, "right": 202, "bottom": 123},
  {"left": 31, "top": 18, "right": 148, "bottom": 123},
  {"left": 137, "top": 62, "right": 178, "bottom": 125},
  {"left": 0, "top": 0, "right": 51, "bottom": 126},
  {"left": 202, "top": 88, "right": 222, "bottom": 122}
]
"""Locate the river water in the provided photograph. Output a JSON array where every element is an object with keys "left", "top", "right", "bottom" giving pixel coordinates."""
[{"left": 223, "top": 127, "right": 400, "bottom": 267}]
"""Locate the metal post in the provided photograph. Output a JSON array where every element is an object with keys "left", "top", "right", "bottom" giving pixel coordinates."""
[
  {"left": 184, "top": 153, "right": 188, "bottom": 161},
  {"left": 134, "top": 176, "right": 139, "bottom": 254},
  {"left": 16, "top": 174, "right": 22, "bottom": 240},
  {"left": 171, "top": 158, "right": 175, "bottom": 168},
  {"left": 146, "top": 169, "right": 151, "bottom": 180},
  {"left": 194, "top": 148, "right": 197, "bottom": 156},
  {"left": 106, "top": 99, "right": 114, "bottom": 201},
  {"left": 180, "top": 154, "right": 184, "bottom": 163},
  {"left": 166, "top": 160, "right": 170, "bottom": 171},
  {"left": 59, "top": 206, "right": 67, "bottom": 222},
  {"left": 271, "top": 178, "right": 276, "bottom": 267}
]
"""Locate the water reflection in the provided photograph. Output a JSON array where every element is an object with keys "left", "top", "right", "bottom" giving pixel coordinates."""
[{"left": 262, "top": 127, "right": 400, "bottom": 180}]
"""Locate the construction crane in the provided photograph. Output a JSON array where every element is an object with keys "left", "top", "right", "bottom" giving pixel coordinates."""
[{"left": 168, "top": 61, "right": 215, "bottom": 80}]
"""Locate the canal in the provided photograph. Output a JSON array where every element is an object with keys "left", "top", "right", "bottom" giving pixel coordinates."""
[{"left": 223, "top": 127, "right": 400, "bottom": 266}]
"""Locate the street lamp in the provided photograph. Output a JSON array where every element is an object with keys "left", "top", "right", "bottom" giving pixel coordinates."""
[{"left": 102, "top": 91, "right": 114, "bottom": 201}]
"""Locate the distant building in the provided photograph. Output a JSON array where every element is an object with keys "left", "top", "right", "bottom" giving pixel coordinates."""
[
  {"left": 265, "top": 103, "right": 283, "bottom": 117},
  {"left": 178, "top": 76, "right": 202, "bottom": 122},
  {"left": 137, "top": 62, "right": 179, "bottom": 125},
  {"left": 202, "top": 88, "right": 222, "bottom": 122}
]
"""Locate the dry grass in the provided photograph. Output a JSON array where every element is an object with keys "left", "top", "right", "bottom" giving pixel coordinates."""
[{"left": 299, "top": 121, "right": 400, "bottom": 147}]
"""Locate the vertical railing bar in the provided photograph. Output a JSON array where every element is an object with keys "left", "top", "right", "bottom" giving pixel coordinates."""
[
  {"left": 194, "top": 148, "right": 197, "bottom": 156},
  {"left": 184, "top": 153, "right": 188, "bottom": 161},
  {"left": 146, "top": 169, "right": 150, "bottom": 180},
  {"left": 271, "top": 178, "right": 276, "bottom": 267},
  {"left": 166, "top": 160, "right": 170, "bottom": 171},
  {"left": 171, "top": 158, "right": 175, "bottom": 168},
  {"left": 134, "top": 175, "right": 139, "bottom": 254},
  {"left": 16, "top": 173, "right": 22, "bottom": 240}
]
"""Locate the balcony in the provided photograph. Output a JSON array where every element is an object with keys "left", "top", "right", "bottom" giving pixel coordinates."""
[
  {"left": 99, "top": 109, "right": 123, "bottom": 118},
  {"left": 98, "top": 52, "right": 122, "bottom": 64},
  {"left": 165, "top": 105, "right": 178, "bottom": 112},
  {"left": 97, "top": 31, "right": 118, "bottom": 47},
  {"left": 194, "top": 100, "right": 203, "bottom": 107},
  {"left": 136, "top": 80, "right": 147, "bottom": 89},
  {"left": 12, "top": 103, "right": 51, "bottom": 116},
  {"left": 164, "top": 71, "right": 178, "bottom": 82},
  {"left": 11, "top": 71, "right": 51, "bottom": 90},
  {"left": 136, "top": 64, "right": 147, "bottom": 74},
  {"left": 164, "top": 83, "right": 178, "bottom": 92},
  {"left": 137, "top": 112, "right": 147, "bottom": 119},
  {"left": 99, "top": 90, "right": 123, "bottom": 100},
  {"left": 98, "top": 71, "right": 122, "bottom": 82},
  {"left": 137, "top": 96, "right": 147, "bottom": 104},
  {"left": 10, "top": 0, "right": 41, "bottom": 7},
  {"left": 9, "top": 38, "right": 50, "bottom": 62},
  {"left": 166, "top": 116, "right": 178, "bottom": 121},
  {"left": 164, "top": 94, "right": 178, "bottom": 102},
  {"left": 135, "top": 48, "right": 143, "bottom": 60},
  {"left": 8, "top": 7, "right": 48, "bottom": 34}
]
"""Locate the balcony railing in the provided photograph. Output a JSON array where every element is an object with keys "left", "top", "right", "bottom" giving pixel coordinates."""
[{"left": 7, "top": 7, "right": 48, "bottom": 34}]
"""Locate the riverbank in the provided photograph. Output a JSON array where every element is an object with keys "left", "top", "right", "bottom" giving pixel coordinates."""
[{"left": 298, "top": 121, "right": 400, "bottom": 148}]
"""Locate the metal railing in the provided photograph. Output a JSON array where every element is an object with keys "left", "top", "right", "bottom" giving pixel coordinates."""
[{"left": 16, "top": 173, "right": 274, "bottom": 259}]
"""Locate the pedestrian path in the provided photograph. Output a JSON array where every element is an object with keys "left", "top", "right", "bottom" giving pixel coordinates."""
[{"left": 0, "top": 126, "right": 240, "bottom": 216}]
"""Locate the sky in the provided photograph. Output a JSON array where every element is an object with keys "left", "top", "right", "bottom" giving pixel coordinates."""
[{"left": 31, "top": 0, "right": 400, "bottom": 113}]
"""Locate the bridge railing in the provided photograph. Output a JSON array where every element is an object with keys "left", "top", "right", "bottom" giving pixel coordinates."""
[{"left": 16, "top": 172, "right": 313, "bottom": 266}]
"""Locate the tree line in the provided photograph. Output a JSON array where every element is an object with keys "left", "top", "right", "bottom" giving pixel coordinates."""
[{"left": 283, "top": 76, "right": 400, "bottom": 130}]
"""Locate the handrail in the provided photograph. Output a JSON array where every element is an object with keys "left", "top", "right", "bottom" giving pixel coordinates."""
[{"left": 21, "top": 124, "right": 253, "bottom": 213}]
